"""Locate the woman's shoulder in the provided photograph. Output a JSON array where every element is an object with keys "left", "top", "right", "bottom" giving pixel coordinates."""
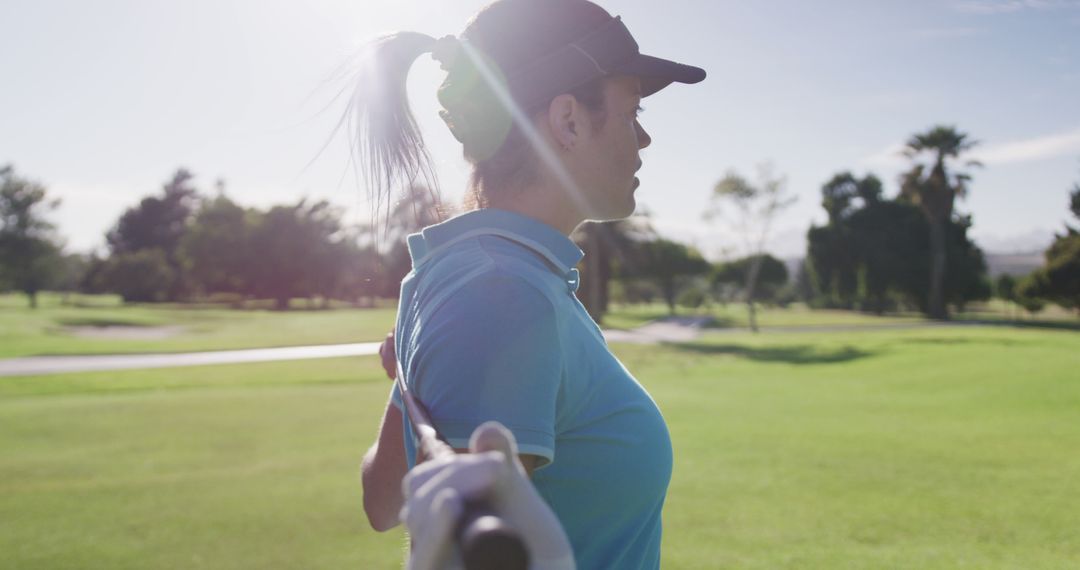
[
  {"left": 424, "top": 234, "right": 568, "bottom": 294},
  {"left": 411, "top": 266, "right": 564, "bottom": 360},
  {"left": 441, "top": 263, "right": 558, "bottom": 320}
]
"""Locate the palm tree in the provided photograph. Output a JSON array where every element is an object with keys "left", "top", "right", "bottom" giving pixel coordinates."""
[{"left": 900, "top": 125, "right": 980, "bottom": 320}]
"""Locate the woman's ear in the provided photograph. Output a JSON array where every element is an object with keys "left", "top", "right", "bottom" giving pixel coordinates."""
[{"left": 546, "top": 94, "right": 579, "bottom": 151}]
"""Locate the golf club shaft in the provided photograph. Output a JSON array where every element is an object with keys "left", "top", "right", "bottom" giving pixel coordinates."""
[{"left": 396, "top": 366, "right": 529, "bottom": 570}]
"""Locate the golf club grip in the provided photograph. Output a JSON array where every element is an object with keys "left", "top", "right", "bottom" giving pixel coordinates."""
[
  {"left": 398, "top": 385, "right": 530, "bottom": 569},
  {"left": 457, "top": 499, "right": 530, "bottom": 570}
]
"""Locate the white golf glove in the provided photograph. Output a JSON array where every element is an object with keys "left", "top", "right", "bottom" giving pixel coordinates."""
[{"left": 400, "top": 421, "right": 575, "bottom": 570}]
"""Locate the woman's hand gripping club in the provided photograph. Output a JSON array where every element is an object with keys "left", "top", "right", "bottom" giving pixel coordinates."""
[{"left": 394, "top": 349, "right": 574, "bottom": 570}]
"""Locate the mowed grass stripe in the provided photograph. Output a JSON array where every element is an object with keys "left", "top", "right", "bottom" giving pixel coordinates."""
[
  {"left": 2, "top": 327, "right": 1079, "bottom": 568},
  {"left": 637, "top": 327, "right": 1080, "bottom": 569},
  {"left": 1, "top": 359, "right": 407, "bottom": 570}
]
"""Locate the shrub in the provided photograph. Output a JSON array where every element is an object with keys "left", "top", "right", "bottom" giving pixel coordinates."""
[{"left": 100, "top": 249, "right": 175, "bottom": 303}]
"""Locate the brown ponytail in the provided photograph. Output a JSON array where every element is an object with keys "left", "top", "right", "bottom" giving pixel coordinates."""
[
  {"left": 345, "top": 0, "right": 615, "bottom": 219},
  {"left": 344, "top": 32, "right": 439, "bottom": 221}
]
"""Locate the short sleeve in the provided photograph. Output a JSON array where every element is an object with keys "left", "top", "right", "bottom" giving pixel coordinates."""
[
  {"left": 389, "top": 382, "right": 403, "bottom": 411},
  {"left": 409, "top": 272, "right": 563, "bottom": 466}
]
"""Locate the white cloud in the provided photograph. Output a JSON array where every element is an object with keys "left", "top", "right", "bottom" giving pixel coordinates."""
[
  {"left": 912, "top": 27, "right": 982, "bottom": 38},
  {"left": 860, "top": 143, "right": 908, "bottom": 170},
  {"left": 954, "top": 0, "right": 1080, "bottom": 14},
  {"left": 972, "top": 126, "right": 1080, "bottom": 165},
  {"left": 860, "top": 126, "right": 1080, "bottom": 170}
]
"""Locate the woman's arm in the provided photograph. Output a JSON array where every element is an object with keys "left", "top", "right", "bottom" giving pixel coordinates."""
[
  {"left": 364, "top": 328, "right": 542, "bottom": 531},
  {"left": 361, "top": 396, "right": 408, "bottom": 532},
  {"left": 402, "top": 423, "right": 575, "bottom": 570},
  {"left": 361, "top": 399, "right": 543, "bottom": 532}
]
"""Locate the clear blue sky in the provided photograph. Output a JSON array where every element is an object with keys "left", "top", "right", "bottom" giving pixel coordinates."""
[{"left": 3, "top": 0, "right": 1079, "bottom": 259}]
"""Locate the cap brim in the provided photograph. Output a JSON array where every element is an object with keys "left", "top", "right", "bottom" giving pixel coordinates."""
[{"left": 617, "top": 54, "right": 706, "bottom": 97}]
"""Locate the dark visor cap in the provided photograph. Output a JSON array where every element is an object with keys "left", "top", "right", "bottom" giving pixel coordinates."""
[{"left": 505, "top": 16, "right": 706, "bottom": 111}]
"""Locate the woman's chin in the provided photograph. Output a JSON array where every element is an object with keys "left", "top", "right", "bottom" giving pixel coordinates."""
[{"left": 616, "top": 195, "right": 637, "bottom": 219}]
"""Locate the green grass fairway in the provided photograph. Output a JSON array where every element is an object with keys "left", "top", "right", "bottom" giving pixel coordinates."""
[
  {"left": 631, "top": 326, "right": 1080, "bottom": 569},
  {"left": 602, "top": 302, "right": 929, "bottom": 331},
  {"left": 2, "top": 326, "right": 1078, "bottom": 568},
  {"left": 0, "top": 293, "right": 396, "bottom": 358},
  {"left": 602, "top": 300, "right": 1078, "bottom": 332},
  {"left": 0, "top": 358, "right": 407, "bottom": 569}
]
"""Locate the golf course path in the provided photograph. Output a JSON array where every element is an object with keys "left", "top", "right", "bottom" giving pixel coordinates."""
[
  {"left": 602, "top": 316, "right": 713, "bottom": 344},
  {"left": 0, "top": 342, "right": 383, "bottom": 378},
  {"left": 1, "top": 323, "right": 700, "bottom": 377},
  {"left": 0, "top": 319, "right": 960, "bottom": 378}
]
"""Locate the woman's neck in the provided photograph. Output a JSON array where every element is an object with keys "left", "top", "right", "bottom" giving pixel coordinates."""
[{"left": 480, "top": 182, "right": 584, "bottom": 236}]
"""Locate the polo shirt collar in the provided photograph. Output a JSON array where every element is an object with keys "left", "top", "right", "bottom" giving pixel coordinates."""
[{"left": 407, "top": 208, "right": 584, "bottom": 273}]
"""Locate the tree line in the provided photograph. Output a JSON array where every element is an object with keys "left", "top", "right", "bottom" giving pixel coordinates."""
[
  {"left": 0, "top": 163, "right": 787, "bottom": 316},
  {"left": 576, "top": 125, "right": 1078, "bottom": 323},
  {"left": 0, "top": 167, "right": 441, "bottom": 309},
  {"left": 2, "top": 123, "right": 1077, "bottom": 320},
  {"left": 1010, "top": 174, "right": 1080, "bottom": 314}
]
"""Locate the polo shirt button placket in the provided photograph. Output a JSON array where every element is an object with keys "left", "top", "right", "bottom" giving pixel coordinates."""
[{"left": 565, "top": 268, "right": 580, "bottom": 294}]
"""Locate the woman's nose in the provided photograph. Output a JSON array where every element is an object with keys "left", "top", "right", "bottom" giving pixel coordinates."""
[{"left": 635, "top": 120, "right": 652, "bottom": 149}]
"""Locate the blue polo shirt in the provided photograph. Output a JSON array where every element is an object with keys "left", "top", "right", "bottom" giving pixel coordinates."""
[{"left": 390, "top": 208, "right": 672, "bottom": 569}]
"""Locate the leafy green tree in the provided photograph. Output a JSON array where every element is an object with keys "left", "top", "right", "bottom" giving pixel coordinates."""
[
  {"left": 820, "top": 172, "right": 883, "bottom": 222},
  {"left": 807, "top": 170, "right": 988, "bottom": 314},
  {"left": 106, "top": 169, "right": 199, "bottom": 300},
  {"left": 995, "top": 274, "right": 1016, "bottom": 303},
  {"left": 1015, "top": 277, "right": 1046, "bottom": 316},
  {"left": 1021, "top": 234, "right": 1080, "bottom": 312},
  {"left": 108, "top": 169, "right": 197, "bottom": 256},
  {"left": 793, "top": 260, "right": 816, "bottom": 304},
  {"left": 574, "top": 214, "right": 655, "bottom": 322},
  {"left": 180, "top": 193, "right": 251, "bottom": 296},
  {"left": 806, "top": 172, "right": 883, "bottom": 308},
  {"left": 995, "top": 274, "right": 1018, "bottom": 319},
  {"left": 712, "top": 254, "right": 789, "bottom": 304},
  {"left": 616, "top": 279, "right": 660, "bottom": 305},
  {"left": 370, "top": 184, "right": 442, "bottom": 298},
  {"left": 677, "top": 286, "right": 707, "bottom": 309},
  {"left": 53, "top": 253, "right": 90, "bottom": 304},
  {"left": 705, "top": 163, "right": 797, "bottom": 331},
  {"left": 100, "top": 249, "right": 176, "bottom": 303},
  {"left": 0, "top": 165, "right": 64, "bottom": 308},
  {"left": 1021, "top": 232, "right": 1080, "bottom": 312},
  {"left": 330, "top": 237, "right": 383, "bottom": 306},
  {"left": 900, "top": 125, "right": 980, "bottom": 319},
  {"left": 806, "top": 225, "right": 856, "bottom": 307},
  {"left": 944, "top": 216, "right": 992, "bottom": 312},
  {"left": 1069, "top": 172, "right": 1079, "bottom": 222},
  {"left": 845, "top": 200, "right": 927, "bottom": 313},
  {"left": 247, "top": 200, "right": 348, "bottom": 309},
  {"left": 624, "top": 238, "right": 709, "bottom": 315},
  {"left": 305, "top": 205, "right": 353, "bottom": 308},
  {"left": 78, "top": 254, "right": 111, "bottom": 295},
  {"left": 1016, "top": 173, "right": 1080, "bottom": 314}
]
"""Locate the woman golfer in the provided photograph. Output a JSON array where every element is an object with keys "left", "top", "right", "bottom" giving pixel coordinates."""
[{"left": 357, "top": 1, "right": 705, "bottom": 567}]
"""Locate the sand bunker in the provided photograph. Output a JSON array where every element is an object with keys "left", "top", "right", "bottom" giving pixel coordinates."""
[{"left": 64, "top": 325, "right": 186, "bottom": 340}]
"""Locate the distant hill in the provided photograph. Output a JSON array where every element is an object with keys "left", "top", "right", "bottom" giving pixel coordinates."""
[
  {"left": 984, "top": 251, "right": 1044, "bottom": 278},
  {"left": 783, "top": 257, "right": 803, "bottom": 283}
]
